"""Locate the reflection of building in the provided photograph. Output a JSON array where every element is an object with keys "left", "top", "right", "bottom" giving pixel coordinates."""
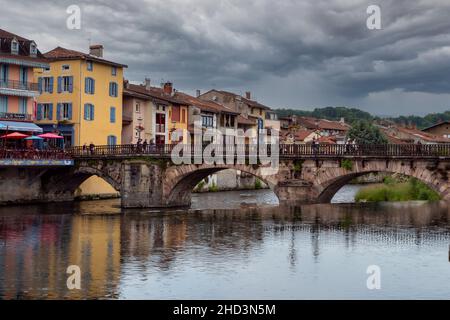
[
  {"left": 0, "top": 212, "right": 121, "bottom": 299},
  {"left": 120, "top": 215, "right": 187, "bottom": 270},
  {"left": 0, "top": 29, "right": 47, "bottom": 137}
]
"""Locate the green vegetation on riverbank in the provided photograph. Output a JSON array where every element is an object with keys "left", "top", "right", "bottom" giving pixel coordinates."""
[{"left": 355, "top": 177, "right": 440, "bottom": 202}]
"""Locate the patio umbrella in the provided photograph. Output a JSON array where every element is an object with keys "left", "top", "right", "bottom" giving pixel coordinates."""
[
  {"left": 24, "top": 136, "right": 44, "bottom": 140},
  {"left": 0, "top": 132, "right": 30, "bottom": 139},
  {"left": 38, "top": 133, "right": 64, "bottom": 139}
]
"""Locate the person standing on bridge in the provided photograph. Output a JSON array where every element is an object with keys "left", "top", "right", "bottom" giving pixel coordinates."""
[
  {"left": 143, "top": 139, "right": 148, "bottom": 153},
  {"left": 89, "top": 142, "right": 95, "bottom": 155}
]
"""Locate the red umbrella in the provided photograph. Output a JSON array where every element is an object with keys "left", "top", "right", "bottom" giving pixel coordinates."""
[
  {"left": 38, "top": 133, "right": 64, "bottom": 139},
  {"left": 0, "top": 132, "right": 30, "bottom": 139}
]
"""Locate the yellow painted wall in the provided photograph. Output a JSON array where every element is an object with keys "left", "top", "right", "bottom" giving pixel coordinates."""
[{"left": 35, "top": 58, "right": 124, "bottom": 196}]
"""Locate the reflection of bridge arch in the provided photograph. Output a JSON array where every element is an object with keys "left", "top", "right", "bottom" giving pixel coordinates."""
[
  {"left": 163, "top": 164, "right": 281, "bottom": 207},
  {"left": 300, "top": 160, "right": 450, "bottom": 203}
]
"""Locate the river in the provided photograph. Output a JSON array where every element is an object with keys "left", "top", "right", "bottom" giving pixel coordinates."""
[{"left": 0, "top": 185, "right": 449, "bottom": 299}]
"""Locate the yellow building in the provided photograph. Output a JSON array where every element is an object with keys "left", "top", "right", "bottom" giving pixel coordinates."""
[
  {"left": 35, "top": 45, "right": 127, "bottom": 196},
  {"left": 35, "top": 45, "right": 126, "bottom": 146}
]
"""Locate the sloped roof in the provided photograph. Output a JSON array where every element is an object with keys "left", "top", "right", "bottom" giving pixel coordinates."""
[
  {"left": 297, "top": 117, "right": 350, "bottom": 131},
  {"left": 0, "top": 28, "right": 47, "bottom": 62},
  {"left": 124, "top": 82, "right": 187, "bottom": 105},
  {"left": 44, "top": 46, "right": 127, "bottom": 68},
  {"left": 202, "top": 89, "right": 272, "bottom": 110},
  {"left": 174, "top": 92, "right": 238, "bottom": 114}
]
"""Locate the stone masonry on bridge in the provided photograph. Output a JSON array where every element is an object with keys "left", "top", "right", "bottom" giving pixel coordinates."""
[{"left": 2, "top": 151, "right": 450, "bottom": 207}]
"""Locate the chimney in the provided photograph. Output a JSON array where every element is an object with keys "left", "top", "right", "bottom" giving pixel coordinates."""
[
  {"left": 124, "top": 79, "right": 129, "bottom": 89},
  {"left": 245, "top": 91, "right": 251, "bottom": 100},
  {"left": 196, "top": 89, "right": 201, "bottom": 97},
  {"left": 145, "top": 78, "right": 151, "bottom": 90},
  {"left": 340, "top": 117, "right": 345, "bottom": 124},
  {"left": 89, "top": 44, "right": 104, "bottom": 58},
  {"left": 163, "top": 82, "right": 173, "bottom": 95}
]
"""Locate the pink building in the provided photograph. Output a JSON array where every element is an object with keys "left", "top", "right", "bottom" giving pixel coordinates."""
[{"left": 0, "top": 29, "right": 48, "bottom": 133}]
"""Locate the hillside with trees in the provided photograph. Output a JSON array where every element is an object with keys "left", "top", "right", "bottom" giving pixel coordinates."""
[{"left": 274, "top": 107, "right": 450, "bottom": 129}]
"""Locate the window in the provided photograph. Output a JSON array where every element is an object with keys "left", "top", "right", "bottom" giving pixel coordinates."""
[
  {"left": 19, "top": 98, "right": 27, "bottom": 114},
  {"left": 112, "top": 66, "right": 117, "bottom": 76},
  {"left": 62, "top": 65, "right": 70, "bottom": 71},
  {"left": 37, "top": 103, "right": 53, "bottom": 120},
  {"left": 110, "top": 107, "right": 116, "bottom": 123},
  {"left": 0, "top": 64, "right": 9, "bottom": 83},
  {"left": 84, "top": 104, "right": 95, "bottom": 121},
  {"left": 0, "top": 96, "right": 7, "bottom": 113},
  {"left": 58, "top": 76, "right": 73, "bottom": 93},
  {"left": 30, "top": 42, "right": 37, "bottom": 57},
  {"left": 156, "top": 113, "right": 165, "bottom": 133},
  {"left": 109, "top": 82, "right": 118, "bottom": 97},
  {"left": 202, "top": 115, "right": 214, "bottom": 128},
  {"left": 135, "top": 102, "right": 141, "bottom": 113},
  {"left": 157, "top": 105, "right": 165, "bottom": 112},
  {"left": 87, "top": 61, "right": 93, "bottom": 71},
  {"left": 171, "top": 106, "right": 180, "bottom": 122},
  {"left": 40, "top": 77, "right": 53, "bottom": 93},
  {"left": 57, "top": 103, "right": 72, "bottom": 120},
  {"left": 85, "top": 77, "right": 95, "bottom": 94},
  {"left": 19, "top": 67, "right": 28, "bottom": 85},
  {"left": 11, "top": 38, "right": 18, "bottom": 54},
  {"left": 107, "top": 135, "right": 117, "bottom": 146},
  {"left": 181, "top": 109, "right": 186, "bottom": 123}
]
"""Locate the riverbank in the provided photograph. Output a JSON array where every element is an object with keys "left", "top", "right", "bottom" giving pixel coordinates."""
[{"left": 355, "top": 177, "right": 440, "bottom": 202}]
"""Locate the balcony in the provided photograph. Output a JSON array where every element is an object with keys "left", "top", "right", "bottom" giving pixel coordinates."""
[
  {"left": 0, "top": 80, "right": 39, "bottom": 96},
  {"left": 0, "top": 112, "right": 32, "bottom": 122}
]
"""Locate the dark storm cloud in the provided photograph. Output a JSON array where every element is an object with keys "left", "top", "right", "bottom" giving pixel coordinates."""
[{"left": 2, "top": 0, "right": 450, "bottom": 115}]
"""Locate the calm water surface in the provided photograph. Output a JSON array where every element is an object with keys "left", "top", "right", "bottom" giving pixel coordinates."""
[{"left": 0, "top": 186, "right": 449, "bottom": 299}]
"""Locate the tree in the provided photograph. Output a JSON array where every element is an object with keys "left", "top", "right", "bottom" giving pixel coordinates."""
[{"left": 347, "top": 120, "right": 388, "bottom": 144}]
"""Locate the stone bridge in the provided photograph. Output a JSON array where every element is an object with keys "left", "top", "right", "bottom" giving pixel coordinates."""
[{"left": 2, "top": 143, "right": 450, "bottom": 207}]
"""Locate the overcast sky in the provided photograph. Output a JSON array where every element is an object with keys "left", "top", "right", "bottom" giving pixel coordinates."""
[{"left": 2, "top": 0, "right": 450, "bottom": 116}]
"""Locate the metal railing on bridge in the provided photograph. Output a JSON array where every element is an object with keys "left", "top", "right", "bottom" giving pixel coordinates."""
[
  {"left": 0, "top": 149, "right": 71, "bottom": 160},
  {"left": 67, "top": 143, "right": 450, "bottom": 159}
]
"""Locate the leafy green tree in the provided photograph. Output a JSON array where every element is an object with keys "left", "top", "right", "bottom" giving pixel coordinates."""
[{"left": 347, "top": 120, "right": 388, "bottom": 144}]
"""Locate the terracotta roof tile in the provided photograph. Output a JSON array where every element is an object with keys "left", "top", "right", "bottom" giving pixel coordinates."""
[{"left": 44, "top": 46, "right": 127, "bottom": 68}]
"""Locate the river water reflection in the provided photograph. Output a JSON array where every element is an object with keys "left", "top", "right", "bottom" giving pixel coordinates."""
[{"left": 0, "top": 188, "right": 449, "bottom": 299}]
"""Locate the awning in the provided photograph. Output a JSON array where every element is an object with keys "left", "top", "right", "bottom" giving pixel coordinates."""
[{"left": 0, "top": 121, "right": 43, "bottom": 133}]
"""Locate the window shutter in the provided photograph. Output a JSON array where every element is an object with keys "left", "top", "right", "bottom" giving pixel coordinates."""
[
  {"left": 48, "top": 103, "right": 53, "bottom": 120},
  {"left": 69, "top": 76, "right": 74, "bottom": 93},
  {"left": 110, "top": 107, "right": 116, "bottom": 123},
  {"left": 37, "top": 104, "right": 43, "bottom": 120},
  {"left": 90, "top": 105, "right": 95, "bottom": 121},
  {"left": 109, "top": 82, "right": 112, "bottom": 97},
  {"left": 84, "top": 104, "right": 88, "bottom": 120},
  {"left": 38, "top": 77, "right": 42, "bottom": 93},
  {"left": 57, "top": 77, "right": 62, "bottom": 93},
  {"left": 49, "top": 77, "right": 54, "bottom": 93},
  {"left": 85, "top": 78, "right": 88, "bottom": 94},
  {"left": 57, "top": 103, "right": 61, "bottom": 120},
  {"left": 92, "top": 78, "right": 95, "bottom": 94},
  {"left": 68, "top": 103, "right": 72, "bottom": 120}
]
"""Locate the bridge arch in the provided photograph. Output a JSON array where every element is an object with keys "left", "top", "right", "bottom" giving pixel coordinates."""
[
  {"left": 163, "top": 164, "right": 280, "bottom": 207},
  {"left": 41, "top": 162, "right": 122, "bottom": 200},
  {"left": 305, "top": 160, "right": 450, "bottom": 203}
]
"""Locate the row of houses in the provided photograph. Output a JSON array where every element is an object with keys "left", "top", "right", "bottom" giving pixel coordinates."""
[
  {"left": 0, "top": 28, "right": 281, "bottom": 150},
  {"left": 278, "top": 115, "right": 450, "bottom": 145},
  {"left": 0, "top": 28, "right": 281, "bottom": 196}
]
